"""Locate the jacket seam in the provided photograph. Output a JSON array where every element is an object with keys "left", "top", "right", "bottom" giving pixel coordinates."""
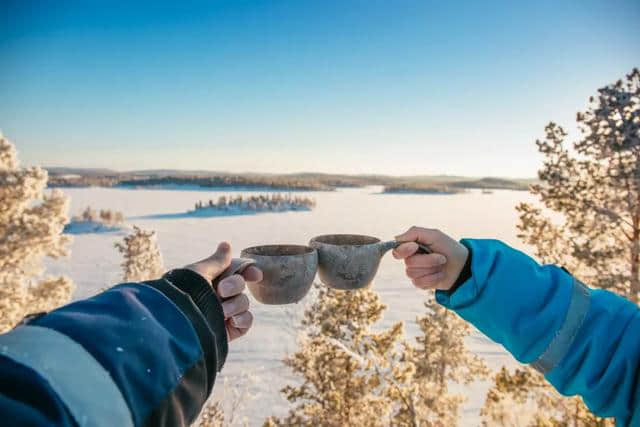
[{"left": 137, "top": 281, "right": 217, "bottom": 394}]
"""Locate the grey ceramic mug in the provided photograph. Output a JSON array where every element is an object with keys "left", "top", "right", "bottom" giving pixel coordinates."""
[
  {"left": 309, "top": 234, "right": 431, "bottom": 290},
  {"left": 240, "top": 244, "right": 318, "bottom": 304}
]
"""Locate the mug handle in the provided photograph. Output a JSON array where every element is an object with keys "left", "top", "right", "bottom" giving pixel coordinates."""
[
  {"left": 414, "top": 242, "right": 432, "bottom": 254},
  {"left": 391, "top": 241, "right": 432, "bottom": 254},
  {"left": 211, "top": 258, "right": 257, "bottom": 302}
]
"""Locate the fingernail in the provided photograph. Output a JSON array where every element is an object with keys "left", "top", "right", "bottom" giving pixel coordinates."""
[
  {"left": 438, "top": 255, "right": 447, "bottom": 265},
  {"left": 220, "top": 280, "right": 235, "bottom": 297},
  {"left": 223, "top": 301, "right": 236, "bottom": 314}
]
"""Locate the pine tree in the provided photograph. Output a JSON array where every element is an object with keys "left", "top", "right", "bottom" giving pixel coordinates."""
[
  {"left": 267, "top": 283, "right": 483, "bottom": 426},
  {"left": 115, "top": 226, "right": 164, "bottom": 282},
  {"left": 403, "top": 298, "right": 488, "bottom": 425},
  {"left": 0, "top": 135, "right": 74, "bottom": 333},
  {"left": 482, "top": 367, "right": 613, "bottom": 426},
  {"left": 482, "top": 68, "right": 640, "bottom": 426},
  {"left": 196, "top": 401, "right": 225, "bottom": 427},
  {"left": 266, "top": 284, "right": 415, "bottom": 426},
  {"left": 517, "top": 68, "right": 640, "bottom": 303}
]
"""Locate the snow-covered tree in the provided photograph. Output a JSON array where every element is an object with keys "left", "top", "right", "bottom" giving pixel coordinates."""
[
  {"left": 100, "top": 209, "right": 124, "bottom": 226},
  {"left": 266, "top": 283, "right": 411, "bottom": 426},
  {"left": 402, "top": 298, "right": 488, "bottom": 425},
  {"left": 267, "top": 283, "right": 482, "bottom": 426},
  {"left": 0, "top": 134, "right": 74, "bottom": 332},
  {"left": 73, "top": 206, "right": 124, "bottom": 226},
  {"left": 517, "top": 68, "right": 640, "bottom": 304},
  {"left": 115, "top": 226, "right": 164, "bottom": 282},
  {"left": 482, "top": 68, "right": 640, "bottom": 426},
  {"left": 482, "top": 367, "right": 613, "bottom": 426},
  {"left": 196, "top": 374, "right": 259, "bottom": 427},
  {"left": 196, "top": 401, "right": 225, "bottom": 427}
]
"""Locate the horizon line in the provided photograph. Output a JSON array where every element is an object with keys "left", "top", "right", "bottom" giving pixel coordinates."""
[{"left": 42, "top": 165, "right": 537, "bottom": 181}]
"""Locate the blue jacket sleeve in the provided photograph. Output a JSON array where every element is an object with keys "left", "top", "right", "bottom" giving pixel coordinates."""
[
  {"left": 436, "top": 239, "right": 640, "bottom": 425},
  {"left": 0, "top": 269, "right": 228, "bottom": 427}
]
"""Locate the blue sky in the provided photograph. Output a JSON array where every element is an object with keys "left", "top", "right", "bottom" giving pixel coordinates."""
[{"left": 1, "top": 1, "right": 638, "bottom": 177}]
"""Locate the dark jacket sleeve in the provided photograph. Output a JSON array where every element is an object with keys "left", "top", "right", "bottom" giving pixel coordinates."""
[{"left": 0, "top": 269, "right": 228, "bottom": 427}]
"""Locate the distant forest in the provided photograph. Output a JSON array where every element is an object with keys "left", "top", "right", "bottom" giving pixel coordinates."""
[{"left": 45, "top": 167, "right": 534, "bottom": 192}]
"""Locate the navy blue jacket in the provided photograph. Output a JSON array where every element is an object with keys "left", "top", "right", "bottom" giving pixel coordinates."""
[{"left": 0, "top": 269, "right": 227, "bottom": 427}]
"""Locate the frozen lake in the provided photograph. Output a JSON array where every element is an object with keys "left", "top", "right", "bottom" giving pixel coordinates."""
[{"left": 46, "top": 185, "right": 537, "bottom": 426}]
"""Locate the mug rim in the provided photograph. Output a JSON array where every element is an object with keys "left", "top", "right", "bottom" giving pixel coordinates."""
[
  {"left": 310, "top": 234, "right": 381, "bottom": 246},
  {"left": 241, "top": 244, "right": 316, "bottom": 257}
]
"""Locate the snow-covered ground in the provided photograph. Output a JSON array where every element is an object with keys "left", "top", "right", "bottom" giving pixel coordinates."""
[{"left": 45, "top": 186, "right": 535, "bottom": 426}]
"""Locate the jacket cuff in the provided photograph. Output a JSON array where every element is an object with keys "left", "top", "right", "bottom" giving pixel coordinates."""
[
  {"left": 443, "top": 240, "right": 472, "bottom": 296},
  {"left": 435, "top": 238, "right": 574, "bottom": 363},
  {"left": 436, "top": 238, "right": 483, "bottom": 308},
  {"left": 162, "top": 269, "right": 228, "bottom": 372}
]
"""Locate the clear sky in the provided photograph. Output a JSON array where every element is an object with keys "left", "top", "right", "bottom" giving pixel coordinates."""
[{"left": 1, "top": 1, "right": 639, "bottom": 177}]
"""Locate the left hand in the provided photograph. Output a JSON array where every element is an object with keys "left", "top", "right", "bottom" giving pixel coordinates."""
[{"left": 185, "top": 242, "right": 263, "bottom": 341}]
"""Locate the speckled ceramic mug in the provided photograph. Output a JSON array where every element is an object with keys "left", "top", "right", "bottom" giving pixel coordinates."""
[
  {"left": 309, "top": 234, "right": 431, "bottom": 290},
  {"left": 240, "top": 245, "right": 318, "bottom": 304}
]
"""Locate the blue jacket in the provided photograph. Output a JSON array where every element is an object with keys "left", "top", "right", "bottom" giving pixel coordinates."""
[
  {"left": 437, "top": 239, "right": 640, "bottom": 426},
  {"left": 0, "top": 269, "right": 228, "bottom": 427}
]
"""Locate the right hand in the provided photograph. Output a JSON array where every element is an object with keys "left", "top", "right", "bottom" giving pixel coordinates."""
[{"left": 392, "top": 226, "right": 469, "bottom": 291}]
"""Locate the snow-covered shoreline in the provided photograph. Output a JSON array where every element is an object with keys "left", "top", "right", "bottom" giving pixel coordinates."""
[
  {"left": 64, "top": 206, "right": 127, "bottom": 234},
  {"left": 63, "top": 220, "right": 128, "bottom": 234},
  {"left": 189, "top": 203, "right": 313, "bottom": 216},
  {"left": 117, "top": 183, "right": 330, "bottom": 193}
]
